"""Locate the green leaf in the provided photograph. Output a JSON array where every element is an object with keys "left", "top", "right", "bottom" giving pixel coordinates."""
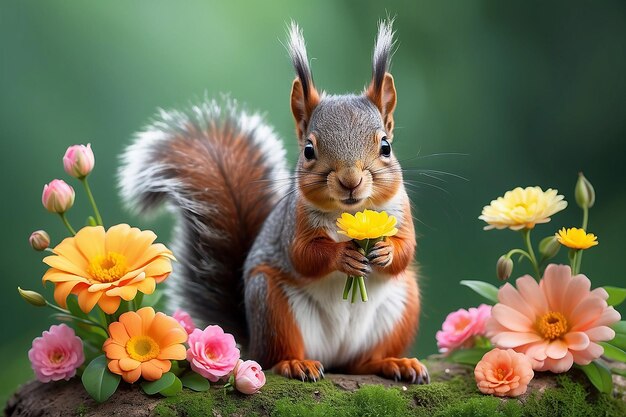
[
  {"left": 603, "top": 286, "right": 626, "bottom": 307},
  {"left": 599, "top": 342, "right": 626, "bottom": 362},
  {"left": 447, "top": 348, "right": 491, "bottom": 366},
  {"left": 609, "top": 334, "right": 626, "bottom": 351},
  {"left": 577, "top": 360, "right": 613, "bottom": 394},
  {"left": 141, "top": 289, "right": 164, "bottom": 309},
  {"left": 81, "top": 355, "right": 121, "bottom": 403},
  {"left": 612, "top": 321, "right": 626, "bottom": 335},
  {"left": 142, "top": 372, "right": 176, "bottom": 395},
  {"left": 160, "top": 376, "right": 183, "bottom": 397},
  {"left": 612, "top": 367, "right": 626, "bottom": 377},
  {"left": 459, "top": 280, "right": 499, "bottom": 304},
  {"left": 181, "top": 372, "right": 210, "bottom": 392},
  {"left": 67, "top": 295, "right": 89, "bottom": 319}
]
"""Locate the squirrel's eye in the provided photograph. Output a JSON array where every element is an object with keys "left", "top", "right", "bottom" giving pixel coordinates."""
[
  {"left": 380, "top": 137, "right": 391, "bottom": 157},
  {"left": 304, "top": 141, "right": 316, "bottom": 160}
]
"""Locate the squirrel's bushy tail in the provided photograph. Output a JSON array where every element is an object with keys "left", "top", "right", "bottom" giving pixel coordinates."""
[{"left": 118, "top": 99, "right": 288, "bottom": 343}]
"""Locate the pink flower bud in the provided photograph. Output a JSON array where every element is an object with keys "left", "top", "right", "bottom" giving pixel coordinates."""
[
  {"left": 42, "top": 180, "right": 75, "bottom": 213},
  {"left": 29, "top": 230, "right": 50, "bottom": 251},
  {"left": 63, "top": 144, "right": 95, "bottom": 178},
  {"left": 234, "top": 359, "right": 266, "bottom": 394},
  {"left": 173, "top": 309, "right": 196, "bottom": 335}
]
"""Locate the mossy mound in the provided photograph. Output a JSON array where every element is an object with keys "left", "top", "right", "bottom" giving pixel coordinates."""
[{"left": 5, "top": 360, "right": 626, "bottom": 417}]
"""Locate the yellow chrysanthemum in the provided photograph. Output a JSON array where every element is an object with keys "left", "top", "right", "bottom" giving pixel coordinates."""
[
  {"left": 42, "top": 224, "right": 175, "bottom": 314},
  {"left": 556, "top": 227, "right": 598, "bottom": 250},
  {"left": 336, "top": 209, "right": 398, "bottom": 241},
  {"left": 479, "top": 187, "right": 567, "bottom": 231}
]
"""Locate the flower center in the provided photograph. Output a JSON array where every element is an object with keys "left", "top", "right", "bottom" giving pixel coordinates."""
[
  {"left": 88, "top": 252, "right": 128, "bottom": 283},
  {"left": 126, "top": 336, "right": 160, "bottom": 362},
  {"left": 536, "top": 311, "right": 569, "bottom": 340},
  {"left": 49, "top": 350, "right": 65, "bottom": 364},
  {"left": 495, "top": 367, "right": 507, "bottom": 380}
]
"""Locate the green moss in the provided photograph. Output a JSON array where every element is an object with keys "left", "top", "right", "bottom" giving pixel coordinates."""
[
  {"left": 150, "top": 367, "right": 626, "bottom": 417},
  {"left": 75, "top": 403, "right": 89, "bottom": 417}
]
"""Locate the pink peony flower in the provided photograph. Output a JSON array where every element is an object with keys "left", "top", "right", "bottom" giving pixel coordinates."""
[
  {"left": 28, "top": 324, "right": 84, "bottom": 382},
  {"left": 234, "top": 359, "right": 266, "bottom": 394},
  {"left": 488, "top": 264, "right": 621, "bottom": 373},
  {"left": 173, "top": 309, "right": 196, "bottom": 335},
  {"left": 63, "top": 144, "right": 95, "bottom": 178},
  {"left": 42, "top": 179, "right": 75, "bottom": 213},
  {"left": 186, "top": 325, "right": 240, "bottom": 382},
  {"left": 436, "top": 304, "right": 492, "bottom": 353},
  {"left": 475, "top": 348, "right": 534, "bottom": 397}
]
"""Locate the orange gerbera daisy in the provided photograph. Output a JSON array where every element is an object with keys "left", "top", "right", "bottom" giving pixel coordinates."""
[
  {"left": 103, "top": 307, "right": 187, "bottom": 383},
  {"left": 42, "top": 224, "right": 175, "bottom": 314}
]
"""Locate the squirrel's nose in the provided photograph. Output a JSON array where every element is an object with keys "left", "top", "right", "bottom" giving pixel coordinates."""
[{"left": 339, "top": 176, "right": 363, "bottom": 192}]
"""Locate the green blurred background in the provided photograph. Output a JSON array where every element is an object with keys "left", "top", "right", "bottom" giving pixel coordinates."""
[{"left": 1, "top": 0, "right": 625, "bottom": 405}]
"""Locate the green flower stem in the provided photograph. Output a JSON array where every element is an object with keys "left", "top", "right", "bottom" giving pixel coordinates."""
[
  {"left": 521, "top": 229, "right": 541, "bottom": 279},
  {"left": 351, "top": 276, "right": 359, "bottom": 303},
  {"left": 505, "top": 248, "right": 532, "bottom": 262},
  {"left": 571, "top": 249, "right": 582, "bottom": 275},
  {"left": 59, "top": 213, "right": 77, "bottom": 236},
  {"left": 46, "top": 302, "right": 108, "bottom": 331},
  {"left": 358, "top": 276, "right": 368, "bottom": 302},
  {"left": 81, "top": 177, "right": 103, "bottom": 226},
  {"left": 582, "top": 206, "right": 589, "bottom": 231},
  {"left": 343, "top": 276, "right": 354, "bottom": 300}
]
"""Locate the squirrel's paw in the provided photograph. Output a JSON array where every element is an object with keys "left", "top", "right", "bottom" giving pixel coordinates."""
[
  {"left": 273, "top": 359, "right": 325, "bottom": 382},
  {"left": 379, "top": 357, "right": 430, "bottom": 384},
  {"left": 367, "top": 240, "right": 393, "bottom": 268},
  {"left": 338, "top": 243, "right": 371, "bottom": 276}
]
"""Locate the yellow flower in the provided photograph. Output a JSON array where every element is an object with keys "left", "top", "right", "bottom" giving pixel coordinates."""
[
  {"left": 336, "top": 210, "right": 398, "bottom": 241},
  {"left": 556, "top": 227, "right": 598, "bottom": 250},
  {"left": 479, "top": 187, "right": 567, "bottom": 231},
  {"left": 42, "top": 224, "right": 175, "bottom": 314}
]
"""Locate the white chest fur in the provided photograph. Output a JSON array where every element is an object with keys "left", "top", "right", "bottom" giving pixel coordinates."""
[{"left": 284, "top": 271, "right": 408, "bottom": 368}]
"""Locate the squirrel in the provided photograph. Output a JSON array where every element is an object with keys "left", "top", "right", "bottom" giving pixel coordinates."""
[{"left": 119, "top": 19, "right": 429, "bottom": 384}]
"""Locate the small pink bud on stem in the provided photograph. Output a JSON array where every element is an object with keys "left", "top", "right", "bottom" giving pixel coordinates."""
[
  {"left": 63, "top": 144, "right": 95, "bottom": 179},
  {"left": 29, "top": 230, "right": 50, "bottom": 251}
]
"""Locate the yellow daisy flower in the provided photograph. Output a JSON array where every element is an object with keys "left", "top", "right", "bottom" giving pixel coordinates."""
[
  {"left": 42, "top": 224, "right": 175, "bottom": 314},
  {"left": 336, "top": 209, "right": 398, "bottom": 241},
  {"left": 479, "top": 187, "right": 567, "bottom": 231},
  {"left": 556, "top": 227, "right": 598, "bottom": 250}
]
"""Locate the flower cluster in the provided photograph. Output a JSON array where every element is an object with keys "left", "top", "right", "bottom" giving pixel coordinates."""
[
  {"left": 20, "top": 144, "right": 264, "bottom": 403},
  {"left": 440, "top": 174, "right": 625, "bottom": 398}
]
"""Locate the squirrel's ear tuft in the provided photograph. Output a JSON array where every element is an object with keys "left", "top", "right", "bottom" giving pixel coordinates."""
[
  {"left": 366, "top": 18, "right": 397, "bottom": 137},
  {"left": 287, "top": 21, "right": 320, "bottom": 142}
]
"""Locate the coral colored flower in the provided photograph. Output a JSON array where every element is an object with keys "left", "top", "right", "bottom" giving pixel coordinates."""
[
  {"left": 29, "top": 230, "right": 50, "bottom": 251},
  {"left": 474, "top": 348, "right": 534, "bottom": 397},
  {"left": 42, "top": 179, "right": 75, "bottom": 213},
  {"left": 234, "top": 359, "right": 266, "bottom": 394},
  {"left": 436, "top": 304, "right": 492, "bottom": 353},
  {"left": 479, "top": 186, "right": 567, "bottom": 231},
  {"left": 187, "top": 325, "right": 240, "bottom": 382},
  {"left": 336, "top": 210, "right": 398, "bottom": 241},
  {"left": 487, "top": 264, "right": 621, "bottom": 373},
  {"left": 28, "top": 324, "right": 84, "bottom": 383},
  {"left": 103, "top": 307, "right": 187, "bottom": 383},
  {"left": 63, "top": 144, "right": 95, "bottom": 179},
  {"left": 173, "top": 309, "right": 196, "bottom": 335},
  {"left": 556, "top": 227, "right": 598, "bottom": 250},
  {"left": 42, "top": 224, "right": 175, "bottom": 314}
]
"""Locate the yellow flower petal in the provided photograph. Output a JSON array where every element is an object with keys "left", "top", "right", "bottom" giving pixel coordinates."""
[
  {"left": 336, "top": 210, "right": 398, "bottom": 240},
  {"left": 556, "top": 227, "right": 598, "bottom": 250}
]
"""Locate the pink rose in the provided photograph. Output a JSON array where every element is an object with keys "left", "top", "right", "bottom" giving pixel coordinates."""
[
  {"left": 173, "top": 309, "right": 196, "bottom": 335},
  {"left": 186, "top": 325, "right": 240, "bottom": 382},
  {"left": 436, "top": 304, "right": 492, "bottom": 353},
  {"left": 234, "top": 359, "right": 266, "bottom": 394},
  {"left": 28, "top": 324, "right": 84, "bottom": 382},
  {"left": 63, "top": 144, "right": 95, "bottom": 178},
  {"left": 42, "top": 179, "right": 75, "bottom": 213}
]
